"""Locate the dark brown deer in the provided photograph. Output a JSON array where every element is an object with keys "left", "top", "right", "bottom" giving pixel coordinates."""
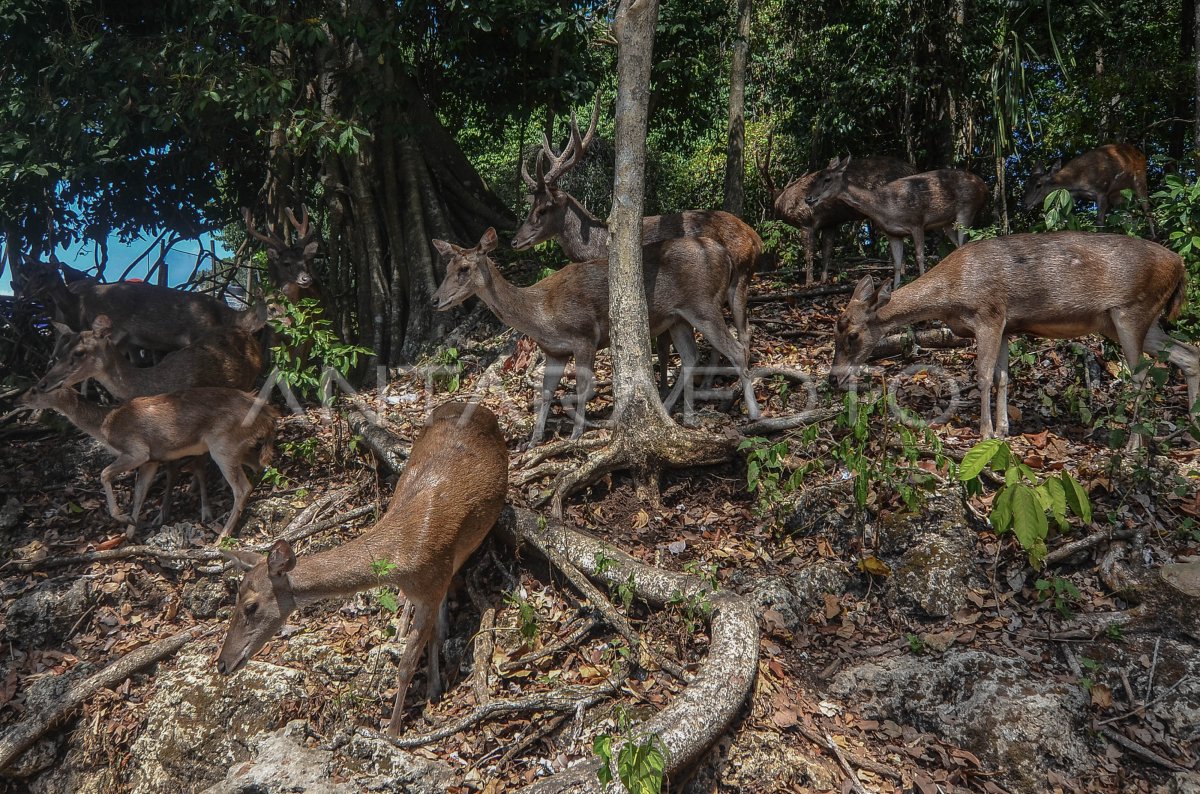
[
  {"left": 1023, "top": 143, "right": 1154, "bottom": 234},
  {"left": 243, "top": 207, "right": 322, "bottom": 303},
  {"left": 765, "top": 153, "right": 917, "bottom": 285},
  {"left": 830, "top": 232, "right": 1199, "bottom": 440},
  {"left": 17, "top": 386, "right": 278, "bottom": 538},
  {"left": 433, "top": 228, "right": 759, "bottom": 445},
  {"left": 22, "top": 257, "right": 261, "bottom": 353},
  {"left": 806, "top": 157, "right": 989, "bottom": 288},
  {"left": 216, "top": 401, "right": 508, "bottom": 736},
  {"left": 511, "top": 102, "right": 762, "bottom": 347}
]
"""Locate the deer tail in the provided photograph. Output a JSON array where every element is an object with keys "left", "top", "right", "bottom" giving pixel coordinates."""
[{"left": 1165, "top": 276, "right": 1187, "bottom": 322}]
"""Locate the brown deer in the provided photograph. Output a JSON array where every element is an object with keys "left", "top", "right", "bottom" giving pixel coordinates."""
[
  {"left": 766, "top": 154, "right": 917, "bottom": 284},
  {"left": 433, "top": 228, "right": 760, "bottom": 445},
  {"left": 17, "top": 386, "right": 277, "bottom": 538},
  {"left": 243, "top": 207, "right": 322, "bottom": 303},
  {"left": 511, "top": 102, "right": 762, "bottom": 347},
  {"left": 806, "top": 157, "right": 989, "bottom": 288},
  {"left": 1023, "top": 143, "right": 1154, "bottom": 234},
  {"left": 22, "top": 257, "right": 261, "bottom": 353},
  {"left": 216, "top": 401, "right": 507, "bottom": 736},
  {"left": 830, "top": 232, "right": 1200, "bottom": 440},
  {"left": 40, "top": 314, "right": 264, "bottom": 398}
]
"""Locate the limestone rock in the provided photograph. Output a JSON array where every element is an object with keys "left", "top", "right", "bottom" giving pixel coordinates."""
[{"left": 6, "top": 577, "right": 90, "bottom": 648}]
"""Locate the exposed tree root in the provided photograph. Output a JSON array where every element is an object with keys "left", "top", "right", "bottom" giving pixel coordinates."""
[
  {"left": 741, "top": 408, "right": 840, "bottom": 436},
  {"left": 545, "top": 423, "right": 738, "bottom": 518},
  {"left": 0, "top": 627, "right": 204, "bottom": 772},
  {"left": 869, "top": 327, "right": 971, "bottom": 359}
]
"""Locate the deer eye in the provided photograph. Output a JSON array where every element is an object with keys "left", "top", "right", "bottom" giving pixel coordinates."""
[
  {"left": 72, "top": 349, "right": 84, "bottom": 359},
  {"left": 245, "top": 602, "right": 258, "bottom": 617}
]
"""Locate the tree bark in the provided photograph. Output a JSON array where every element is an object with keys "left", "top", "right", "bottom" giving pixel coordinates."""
[
  {"left": 1195, "top": 0, "right": 1200, "bottom": 154},
  {"left": 722, "top": 0, "right": 752, "bottom": 216},
  {"left": 608, "top": 0, "right": 665, "bottom": 425}
]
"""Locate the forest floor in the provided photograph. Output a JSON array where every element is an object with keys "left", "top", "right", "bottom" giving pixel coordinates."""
[{"left": 0, "top": 255, "right": 1198, "bottom": 793}]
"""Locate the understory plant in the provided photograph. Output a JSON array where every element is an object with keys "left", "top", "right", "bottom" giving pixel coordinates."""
[
  {"left": 269, "top": 297, "right": 372, "bottom": 404},
  {"left": 959, "top": 438, "right": 1092, "bottom": 568}
]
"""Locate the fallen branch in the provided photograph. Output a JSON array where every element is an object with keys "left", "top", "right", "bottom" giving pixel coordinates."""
[
  {"left": 1099, "top": 726, "right": 1187, "bottom": 772},
  {"left": 741, "top": 408, "right": 840, "bottom": 436},
  {"left": 748, "top": 283, "right": 856, "bottom": 303},
  {"left": 868, "top": 328, "right": 971, "bottom": 360},
  {"left": 1044, "top": 527, "right": 1135, "bottom": 566},
  {"left": 347, "top": 409, "right": 410, "bottom": 474},
  {"left": 0, "top": 627, "right": 202, "bottom": 771}
]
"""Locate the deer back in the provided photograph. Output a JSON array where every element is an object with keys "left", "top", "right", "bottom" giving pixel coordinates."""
[
  {"left": 866, "top": 169, "right": 989, "bottom": 232},
  {"left": 777, "top": 157, "right": 917, "bottom": 230},
  {"left": 1023, "top": 144, "right": 1149, "bottom": 210},
  {"left": 643, "top": 210, "right": 762, "bottom": 279},
  {"left": 101, "top": 388, "right": 277, "bottom": 463},
  {"left": 70, "top": 280, "right": 240, "bottom": 352}
]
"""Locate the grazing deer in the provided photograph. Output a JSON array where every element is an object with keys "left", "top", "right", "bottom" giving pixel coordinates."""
[
  {"left": 21, "top": 257, "right": 261, "bottom": 353},
  {"left": 243, "top": 207, "right": 323, "bottom": 303},
  {"left": 763, "top": 150, "right": 916, "bottom": 285},
  {"left": 511, "top": 101, "right": 762, "bottom": 347},
  {"left": 216, "top": 401, "right": 507, "bottom": 736},
  {"left": 1023, "top": 143, "right": 1154, "bottom": 234},
  {"left": 830, "top": 232, "right": 1200, "bottom": 440},
  {"left": 17, "top": 386, "right": 277, "bottom": 538},
  {"left": 433, "top": 228, "right": 760, "bottom": 445},
  {"left": 806, "top": 157, "right": 989, "bottom": 288}
]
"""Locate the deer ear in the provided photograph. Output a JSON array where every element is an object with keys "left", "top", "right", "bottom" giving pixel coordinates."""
[
  {"left": 92, "top": 315, "right": 113, "bottom": 336},
  {"left": 431, "top": 239, "right": 456, "bottom": 260},
  {"left": 479, "top": 227, "right": 499, "bottom": 252},
  {"left": 1050, "top": 158, "right": 1062, "bottom": 173},
  {"left": 51, "top": 321, "right": 74, "bottom": 337},
  {"left": 267, "top": 540, "right": 297, "bottom": 577},
  {"left": 220, "top": 549, "right": 264, "bottom": 572},
  {"left": 872, "top": 282, "right": 893, "bottom": 309},
  {"left": 302, "top": 241, "right": 319, "bottom": 259},
  {"left": 851, "top": 275, "right": 876, "bottom": 302}
]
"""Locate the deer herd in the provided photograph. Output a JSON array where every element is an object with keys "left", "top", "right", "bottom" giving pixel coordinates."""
[{"left": 12, "top": 103, "right": 1200, "bottom": 733}]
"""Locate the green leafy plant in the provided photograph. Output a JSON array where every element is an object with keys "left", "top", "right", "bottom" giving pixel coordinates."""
[
  {"left": 959, "top": 438, "right": 1092, "bottom": 568},
  {"left": 667, "top": 560, "right": 718, "bottom": 634},
  {"left": 260, "top": 465, "right": 289, "bottom": 489},
  {"left": 504, "top": 591, "right": 539, "bottom": 645},
  {"left": 905, "top": 633, "right": 926, "bottom": 655},
  {"left": 593, "top": 706, "right": 667, "bottom": 794},
  {"left": 1035, "top": 576, "right": 1082, "bottom": 619},
  {"left": 431, "top": 345, "right": 463, "bottom": 393},
  {"left": 371, "top": 558, "right": 401, "bottom": 613},
  {"left": 280, "top": 436, "right": 320, "bottom": 465},
  {"left": 269, "top": 297, "right": 373, "bottom": 405},
  {"left": 738, "top": 436, "right": 804, "bottom": 517}
]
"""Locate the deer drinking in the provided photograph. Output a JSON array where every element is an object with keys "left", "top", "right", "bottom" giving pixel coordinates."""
[
  {"left": 830, "top": 232, "right": 1200, "bottom": 440},
  {"left": 216, "top": 401, "right": 508, "bottom": 736}
]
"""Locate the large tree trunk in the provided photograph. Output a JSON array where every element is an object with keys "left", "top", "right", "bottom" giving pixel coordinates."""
[
  {"left": 1195, "top": 0, "right": 1200, "bottom": 154},
  {"left": 608, "top": 0, "right": 664, "bottom": 423},
  {"left": 721, "top": 0, "right": 751, "bottom": 216}
]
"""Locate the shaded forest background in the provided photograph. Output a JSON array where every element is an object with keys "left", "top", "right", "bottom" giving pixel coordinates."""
[{"left": 1, "top": 0, "right": 1198, "bottom": 367}]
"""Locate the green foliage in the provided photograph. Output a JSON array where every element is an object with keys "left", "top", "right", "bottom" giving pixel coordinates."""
[
  {"left": 279, "top": 437, "right": 320, "bottom": 466},
  {"left": 1152, "top": 175, "right": 1200, "bottom": 338},
  {"left": 905, "top": 633, "right": 926, "bottom": 655},
  {"left": 668, "top": 561, "right": 718, "bottom": 634},
  {"left": 738, "top": 436, "right": 804, "bottom": 517},
  {"left": 269, "top": 298, "right": 372, "bottom": 405},
  {"left": 504, "top": 591, "right": 539, "bottom": 645},
  {"left": 959, "top": 438, "right": 1092, "bottom": 568},
  {"left": 431, "top": 346, "right": 463, "bottom": 393},
  {"left": 594, "top": 706, "right": 667, "bottom": 794},
  {"left": 1035, "top": 576, "right": 1082, "bottom": 619},
  {"left": 260, "top": 466, "right": 288, "bottom": 490},
  {"left": 370, "top": 558, "right": 400, "bottom": 612}
]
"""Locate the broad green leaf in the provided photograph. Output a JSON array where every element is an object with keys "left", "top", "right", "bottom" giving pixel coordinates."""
[
  {"left": 1011, "top": 484, "right": 1049, "bottom": 564},
  {"left": 1040, "top": 476, "right": 1068, "bottom": 529},
  {"left": 959, "top": 438, "right": 1002, "bottom": 481},
  {"left": 991, "top": 486, "right": 1014, "bottom": 534},
  {"left": 1062, "top": 473, "right": 1093, "bottom": 524}
]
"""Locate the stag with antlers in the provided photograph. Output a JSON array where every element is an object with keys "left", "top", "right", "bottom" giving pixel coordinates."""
[{"left": 242, "top": 206, "right": 322, "bottom": 303}]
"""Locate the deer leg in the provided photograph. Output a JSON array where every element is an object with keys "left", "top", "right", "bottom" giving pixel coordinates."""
[
  {"left": 888, "top": 236, "right": 905, "bottom": 289},
  {"left": 687, "top": 311, "right": 760, "bottom": 421},
  {"left": 388, "top": 598, "right": 439, "bottom": 736},
  {"left": 912, "top": 227, "right": 927, "bottom": 277},
  {"left": 803, "top": 226, "right": 815, "bottom": 285},
  {"left": 664, "top": 324, "right": 700, "bottom": 424},
  {"left": 820, "top": 228, "right": 834, "bottom": 283},
  {"left": 426, "top": 595, "right": 448, "bottom": 702},
  {"left": 194, "top": 461, "right": 213, "bottom": 523},
  {"left": 101, "top": 451, "right": 147, "bottom": 525},
  {"left": 570, "top": 347, "right": 597, "bottom": 440},
  {"left": 654, "top": 333, "right": 672, "bottom": 397},
  {"left": 129, "top": 460, "right": 161, "bottom": 530},
  {"left": 156, "top": 461, "right": 178, "bottom": 526},
  {"left": 532, "top": 355, "right": 568, "bottom": 446},
  {"left": 1135, "top": 176, "right": 1156, "bottom": 237},
  {"left": 973, "top": 329, "right": 1003, "bottom": 438},
  {"left": 212, "top": 448, "right": 253, "bottom": 539},
  {"left": 994, "top": 335, "right": 1013, "bottom": 437},
  {"left": 1142, "top": 324, "right": 1200, "bottom": 411},
  {"left": 1096, "top": 195, "right": 1109, "bottom": 228}
]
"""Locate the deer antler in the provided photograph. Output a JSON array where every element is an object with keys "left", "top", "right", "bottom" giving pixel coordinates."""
[
  {"left": 284, "top": 206, "right": 313, "bottom": 244},
  {"left": 755, "top": 129, "right": 777, "bottom": 199},
  {"left": 538, "top": 94, "right": 603, "bottom": 186},
  {"left": 242, "top": 207, "right": 287, "bottom": 251}
]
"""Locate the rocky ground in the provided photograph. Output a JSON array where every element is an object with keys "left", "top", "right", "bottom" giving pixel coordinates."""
[{"left": 0, "top": 259, "right": 1198, "bottom": 793}]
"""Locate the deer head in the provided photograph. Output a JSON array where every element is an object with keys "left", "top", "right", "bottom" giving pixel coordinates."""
[
  {"left": 216, "top": 539, "right": 298, "bottom": 675},
  {"left": 511, "top": 98, "right": 602, "bottom": 250},
  {"left": 1021, "top": 158, "right": 1063, "bottom": 211},
  {"left": 830, "top": 275, "right": 891, "bottom": 388},
  {"left": 37, "top": 315, "right": 119, "bottom": 392},
  {"left": 431, "top": 228, "right": 499, "bottom": 310},
  {"left": 243, "top": 207, "right": 320, "bottom": 299},
  {"left": 805, "top": 155, "right": 852, "bottom": 208}
]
